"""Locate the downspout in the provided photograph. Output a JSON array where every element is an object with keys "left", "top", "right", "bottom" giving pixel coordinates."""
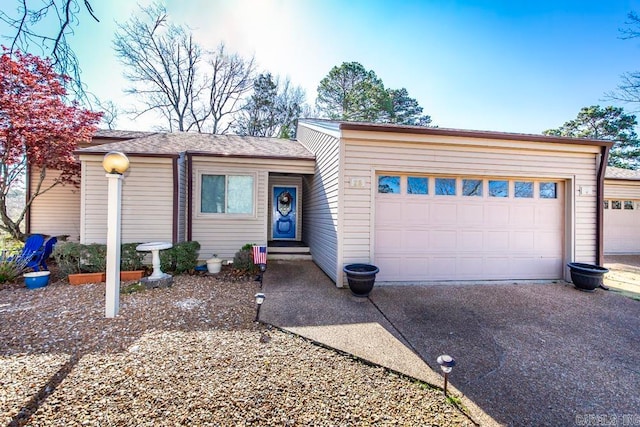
[
  {"left": 187, "top": 153, "right": 193, "bottom": 242},
  {"left": 172, "top": 156, "right": 179, "bottom": 244},
  {"left": 595, "top": 143, "right": 611, "bottom": 266}
]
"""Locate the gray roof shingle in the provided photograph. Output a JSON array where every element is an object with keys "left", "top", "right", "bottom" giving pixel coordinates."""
[
  {"left": 79, "top": 132, "right": 315, "bottom": 160},
  {"left": 605, "top": 166, "right": 640, "bottom": 180}
]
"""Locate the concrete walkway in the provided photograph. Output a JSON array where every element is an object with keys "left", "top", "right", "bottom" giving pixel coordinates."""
[{"left": 260, "top": 260, "right": 640, "bottom": 427}]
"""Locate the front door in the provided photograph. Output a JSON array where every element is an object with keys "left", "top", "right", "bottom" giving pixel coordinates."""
[{"left": 272, "top": 186, "right": 297, "bottom": 239}]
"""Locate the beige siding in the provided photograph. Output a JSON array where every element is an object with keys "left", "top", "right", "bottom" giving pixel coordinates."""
[
  {"left": 604, "top": 179, "right": 640, "bottom": 200},
  {"left": 191, "top": 160, "right": 268, "bottom": 261},
  {"left": 29, "top": 168, "right": 81, "bottom": 241},
  {"left": 340, "top": 131, "right": 601, "bottom": 284},
  {"left": 80, "top": 157, "right": 174, "bottom": 244},
  {"left": 297, "top": 124, "right": 341, "bottom": 282}
]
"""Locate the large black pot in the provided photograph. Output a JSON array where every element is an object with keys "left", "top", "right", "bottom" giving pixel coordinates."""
[
  {"left": 343, "top": 263, "right": 380, "bottom": 297},
  {"left": 567, "top": 262, "right": 609, "bottom": 292}
]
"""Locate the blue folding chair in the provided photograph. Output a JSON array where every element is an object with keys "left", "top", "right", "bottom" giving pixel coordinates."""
[{"left": 27, "top": 236, "right": 57, "bottom": 272}]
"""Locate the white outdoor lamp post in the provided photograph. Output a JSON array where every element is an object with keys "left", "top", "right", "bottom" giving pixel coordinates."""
[
  {"left": 437, "top": 354, "right": 456, "bottom": 396},
  {"left": 254, "top": 292, "right": 265, "bottom": 322},
  {"left": 102, "top": 151, "right": 130, "bottom": 318}
]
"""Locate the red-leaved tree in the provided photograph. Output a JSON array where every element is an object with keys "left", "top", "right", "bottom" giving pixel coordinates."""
[{"left": 0, "top": 49, "right": 102, "bottom": 240}]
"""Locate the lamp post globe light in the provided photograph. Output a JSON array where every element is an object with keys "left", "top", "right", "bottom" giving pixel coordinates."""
[
  {"left": 102, "top": 151, "right": 130, "bottom": 318},
  {"left": 437, "top": 354, "right": 456, "bottom": 396}
]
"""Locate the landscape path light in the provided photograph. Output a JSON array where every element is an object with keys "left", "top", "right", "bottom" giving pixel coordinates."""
[
  {"left": 102, "top": 151, "right": 129, "bottom": 318},
  {"left": 254, "top": 292, "right": 265, "bottom": 322},
  {"left": 437, "top": 354, "right": 456, "bottom": 396}
]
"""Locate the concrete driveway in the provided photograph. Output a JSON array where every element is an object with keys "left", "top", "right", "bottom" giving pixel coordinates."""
[{"left": 261, "top": 261, "right": 640, "bottom": 427}]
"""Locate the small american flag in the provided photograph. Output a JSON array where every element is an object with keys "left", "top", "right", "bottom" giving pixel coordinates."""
[{"left": 252, "top": 245, "right": 267, "bottom": 264}]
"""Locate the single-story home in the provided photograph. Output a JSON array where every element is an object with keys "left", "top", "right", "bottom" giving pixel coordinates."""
[
  {"left": 603, "top": 166, "right": 640, "bottom": 254},
  {"left": 27, "top": 120, "right": 614, "bottom": 286}
]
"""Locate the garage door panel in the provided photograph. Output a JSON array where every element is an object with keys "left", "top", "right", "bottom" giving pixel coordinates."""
[
  {"left": 485, "top": 231, "right": 510, "bottom": 250},
  {"left": 512, "top": 231, "right": 535, "bottom": 251},
  {"left": 431, "top": 204, "right": 457, "bottom": 224},
  {"left": 431, "top": 231, "right": 457, "bottom": 250},
  {"left": 459, "top": 231, "right": 483, "bottom": 249},
  {"left": 375, "top": 174, "right": 564, "bottom": 281},
  {"left": 604, "top": 202, "right": 640, "bottom": 253},
  {"left": 459, "top": 204, "right": 484, "bottom": 224}
]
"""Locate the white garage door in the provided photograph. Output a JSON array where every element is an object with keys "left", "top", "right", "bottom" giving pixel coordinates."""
[
  {"left": 604, "top": 200, "right": 640, "bottom": 254},
  {"left": 375, "top": 175, "right": 564, "bottom": 282}
]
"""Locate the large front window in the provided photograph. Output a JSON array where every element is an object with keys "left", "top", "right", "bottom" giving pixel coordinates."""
[{"left": 201, "top": 174, "right": 254, "bottom": 214}]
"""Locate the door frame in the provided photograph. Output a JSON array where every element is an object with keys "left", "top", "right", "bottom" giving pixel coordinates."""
[{"left": 269, "top": 183, "right": 301, "bottom": 241}]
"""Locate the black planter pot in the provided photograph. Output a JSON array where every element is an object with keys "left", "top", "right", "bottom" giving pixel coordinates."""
[
  {"left": 567, "top": 262, "right": 609, "bottom": 292},
  {"left": 343, "top": 263, "right": 379, "bottom": 297}
]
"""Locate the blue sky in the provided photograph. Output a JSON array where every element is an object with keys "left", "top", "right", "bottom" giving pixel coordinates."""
[{"left": 5, "top": 0, "right": 640, "bottom": 133}]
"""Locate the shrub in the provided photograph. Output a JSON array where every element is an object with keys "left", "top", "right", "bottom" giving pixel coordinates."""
[
  {"left": 0, "top": 255, "right": 29, "bottom": 284},
  {"left": 53, "top": 241, "right": 149, "bottom": 275},
  {"left": 52, "top": 242, "right": 83, "bottom": 275},
  {"left": 233, "top": 243, "right": 257, "bottom": 273},
  {"left": 160, "top": 241, "right": 200, "bottom": 273},
  {"left": 121, "top": 243, "right": 145, "bottom": 271}
]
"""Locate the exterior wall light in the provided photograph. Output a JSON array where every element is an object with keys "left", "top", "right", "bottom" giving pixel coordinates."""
[{"left": 437, "top": 354, "right": 456, "bottom": 396}]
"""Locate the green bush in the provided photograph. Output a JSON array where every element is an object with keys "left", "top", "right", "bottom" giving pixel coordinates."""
[
  {"left": 52, "top": 242, "right": 83, "bottom": 275},
  {"left": 53, "top": 242, "right": 149, "bottom": 275},
  {"left": 121, "top": 243, "right": 145, "bottom": 271},
  {"left": 233, "top": 243, "right": 257, "bottom": 273},
  {"left": 160, "top": 241, "right": 200, "bottom": 273}
]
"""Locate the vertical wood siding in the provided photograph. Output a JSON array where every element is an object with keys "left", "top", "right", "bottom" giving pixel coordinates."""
[
  {"left": 81, "top": 158, "right": 175, "bottom": 244},
  {"left": 340, "top": 132, "right": 601, "bottom": 283},
  {"left": 297, "top": 125, "right": 341, "bottom": 282},
  {"left": 29, "top": 168, "right": 81, "bottom": 240}
]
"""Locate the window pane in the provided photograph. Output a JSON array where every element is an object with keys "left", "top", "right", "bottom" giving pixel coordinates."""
[
  {"left": 540, "top": 182, "right": 557, "bottom": 199},
  {"left": 489, "top": 180, "right": 508, "bottom": 197},
  {"left": 603, "top": 200, "right": 609, "bottom": 209},
  {"left": 378, "top": 176, "right": 400, "bottom": 194},
  {"left": 227, "top": 175, "right": 253, "bottom": 214},
  {"left": 201, "top": 175, "right": 225, "bottom": 213},
  {"left": 515, "top": 181, "right": 534, "bottom": 198},
  {"left": 612, "top": 201, "right": 622, "bottom": 210},
  {"left": 624, "top": 201, "right": 634, "bottom": 210},
  {"left": 407, "top": 177, "right": 428, "bottom": 195},
  {"left": 435, "top": 178, "right": 456, "bottom": 195},
  {"left": 462, "top": 179, "right": 482, "bottom": 196}
]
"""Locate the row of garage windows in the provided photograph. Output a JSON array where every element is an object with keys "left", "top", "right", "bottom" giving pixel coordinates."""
[
  {"left": 604, "top": 200, "right": 637, "bottom": 210},
  {"left": 378, "top": 175, "right": 558, "bottom": 199}
]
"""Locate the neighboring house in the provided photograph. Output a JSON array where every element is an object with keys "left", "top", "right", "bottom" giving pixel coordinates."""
[
  {"left": 28, "top": 120, "right": 612, "bottom": 287},
  {"left": 603, "top": 166, "right": 640, "bottom": 254}
]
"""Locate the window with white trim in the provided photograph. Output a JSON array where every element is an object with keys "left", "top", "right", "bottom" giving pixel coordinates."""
[{"left": 200, "top": 173, "right": 254, "bottom": 214}]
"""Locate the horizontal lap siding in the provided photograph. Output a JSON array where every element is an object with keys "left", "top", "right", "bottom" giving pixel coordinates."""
[
  {"left": 297, "top": 125, "right": 341, "bottom": 282},
  {"left": 190, "top": 160, "right": 268, "bottom": 261},
  {"left": 29, "top": 168, "right": 81, "bottom": 241},
  {"left": 81, "top": 158, "right": 174, "bottom": 244},
  {"left": 604, "top": 180, "right": 640, "bottom": 199},
  {"left": 342, "top": 135, "right": 600, "bottom": 279}
]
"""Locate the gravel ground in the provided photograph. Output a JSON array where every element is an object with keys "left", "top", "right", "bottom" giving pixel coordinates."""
[{"left": 1, "top": 270, "right": 472, "bottom": 426}]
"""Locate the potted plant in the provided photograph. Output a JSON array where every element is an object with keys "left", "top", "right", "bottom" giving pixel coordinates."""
[
  {"left": 206, "top": 254, "right": 223, "bottom": 274},
  {"left": 343, "top": 263, "right": 380, "bottom": 297}
]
